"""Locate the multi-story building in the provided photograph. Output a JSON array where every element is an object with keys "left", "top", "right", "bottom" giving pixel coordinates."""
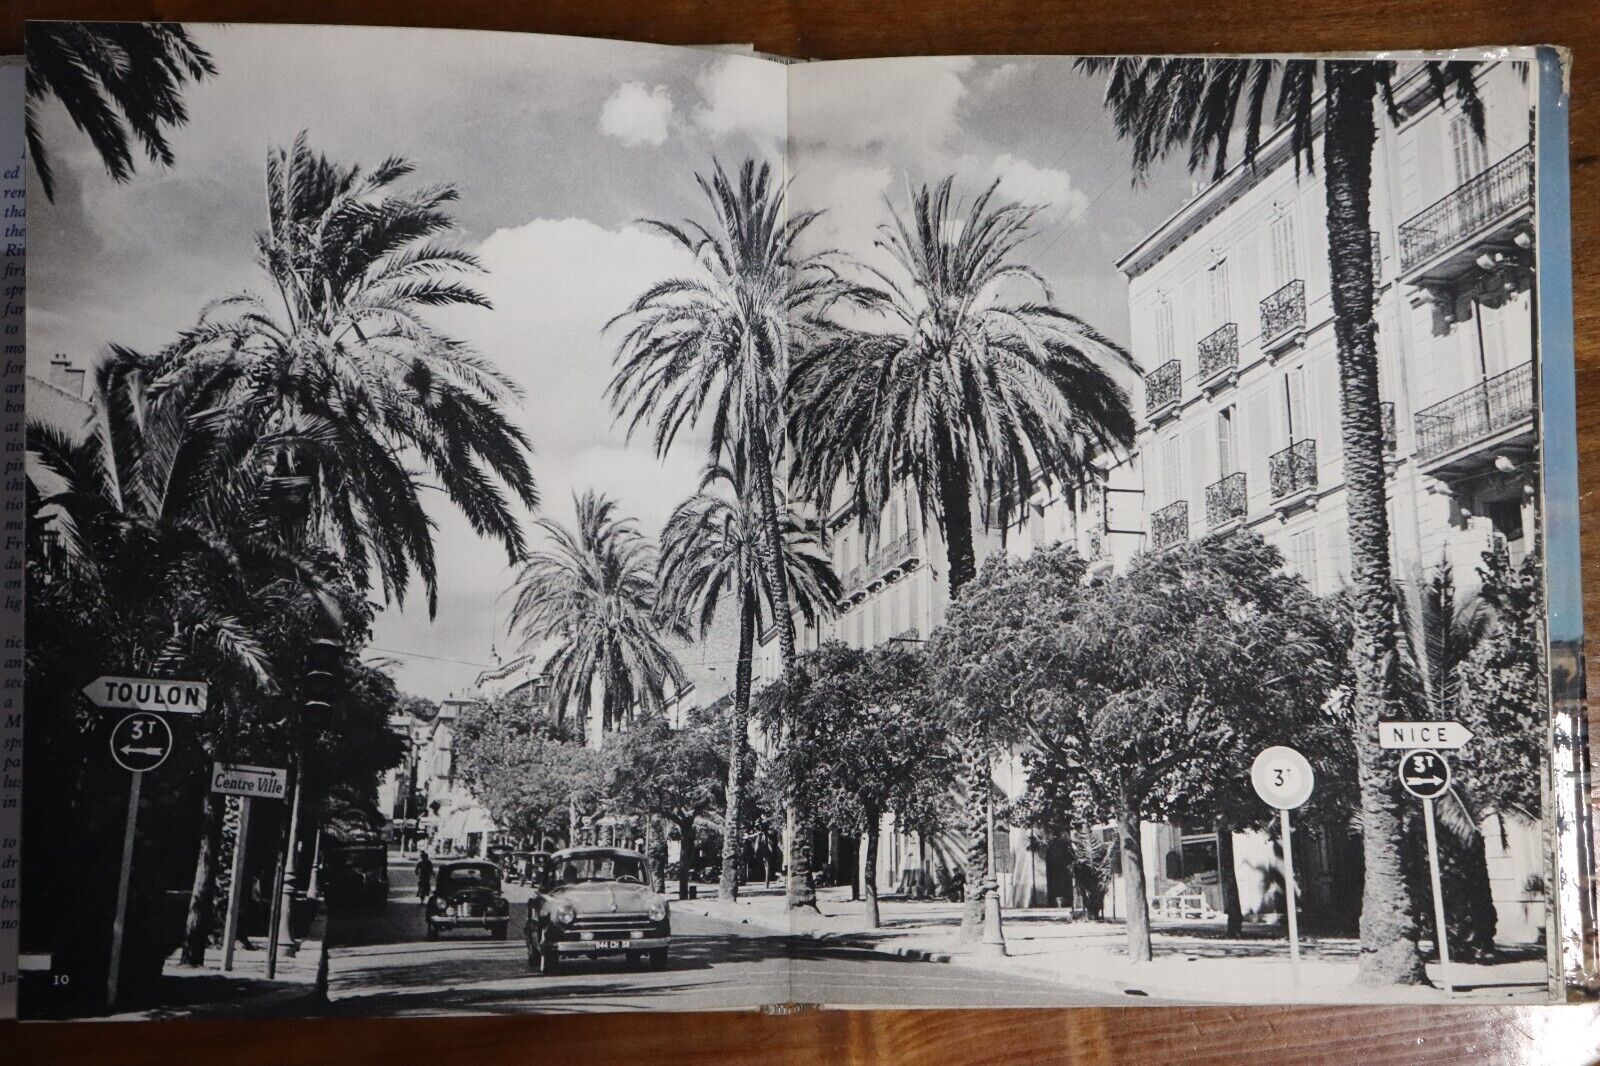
[{"left": 1113, "top": 58, "right": 1542, "bottom": 938}]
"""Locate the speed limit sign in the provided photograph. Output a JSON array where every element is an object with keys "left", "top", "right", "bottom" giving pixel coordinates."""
[{"left": 1250, "top": 746, "right": 1315, "bottom": 810}]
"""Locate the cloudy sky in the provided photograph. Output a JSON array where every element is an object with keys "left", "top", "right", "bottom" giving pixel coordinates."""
[{"left": 29, "top": 27, "right": 1191, "bottom": 700}]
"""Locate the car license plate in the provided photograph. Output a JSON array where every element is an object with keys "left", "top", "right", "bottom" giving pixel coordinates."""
[{"left": 592, "top": 940, "right": 627, "bottom": 950}]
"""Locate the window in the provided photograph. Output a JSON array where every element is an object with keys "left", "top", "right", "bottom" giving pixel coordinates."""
[
  {"left": 1270, "top": 213, "right": 1299, "bottom": 287},
  {"left": 1155, "top": 299, "right": 1176, "bottom": 362},
  {"left": 1207, "top": 260, "right": 1232, "bottom": 329},
  {"left": 1289, "top": 528, "right": 1319, "bottom": 594},
  {"left": 1162, "top": 434, "right": 1183, "bottom": 506},
  {"left": 1216, "top": 406, "right": 1239, "bottom": 477},
  {"left": 1282, "top": 366, "right": 1309, "bottom": 443},
  {"left": 1450, "top": 109, "right": 1490, "bottom": 186}
]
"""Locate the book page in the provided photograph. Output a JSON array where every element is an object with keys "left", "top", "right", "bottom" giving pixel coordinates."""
[
  {"left": 19, "top": 22, "right": 792, "bottom": 1019},
  {"left": 0, "top": 57, "right": 22, "bottom": 1022}
]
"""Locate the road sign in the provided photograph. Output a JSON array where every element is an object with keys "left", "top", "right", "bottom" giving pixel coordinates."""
[
  {"left": 85, "top": 676, "right": 208, "bottom": 714},
  {"left": 109, "top": 713, "right": 173, "bottom": 773},
  {"left": 211, "top": 763, "right": 289, "bottom": 800},
  {"left": 1378, "top": 721, "right": 1474, "bottom": 751},
  {"left": 1399, "top": 749, "right": 1452, "bottom": 799},
  {"left": 1250, "top": 746, "right": 1315, "bottom": 810}
]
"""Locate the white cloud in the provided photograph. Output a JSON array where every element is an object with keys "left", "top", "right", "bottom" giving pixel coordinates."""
[
  {"left": 960, "top": 152, "right": 1091, "bottom": 224},
  {"left": 693, "top": 56, "right": 785, "bottom": 149},
  {"left": 599, "top": 81, "right": 675, "bottom": 146},
  {"left": 790, "top": 56, "right": 975, "bottom": 156}
]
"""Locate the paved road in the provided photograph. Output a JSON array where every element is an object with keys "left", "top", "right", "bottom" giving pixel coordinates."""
[{"left": 321, "top": 852, "right": 1129, "bottom": 1015}]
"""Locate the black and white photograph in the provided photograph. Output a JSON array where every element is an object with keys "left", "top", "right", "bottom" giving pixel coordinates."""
[{"left": 17, "top": 23, "right": 1572, "bottom": 1019}]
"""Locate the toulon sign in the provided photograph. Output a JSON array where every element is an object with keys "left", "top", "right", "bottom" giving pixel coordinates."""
[{"left": 84, "top": 676, "right": 209, "bottom": 714}]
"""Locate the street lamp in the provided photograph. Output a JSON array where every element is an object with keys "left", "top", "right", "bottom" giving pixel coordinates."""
[{"left": 976, "top": 744, "right": 1008, "bottom": 958}]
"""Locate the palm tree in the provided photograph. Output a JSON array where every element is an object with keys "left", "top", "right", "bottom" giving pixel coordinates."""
[
  {"left": 25, "top": 21, "right": 216, "bottom": 201},
  {"left": 152, "top": 134, "right": 539, "bottom": 615},
  {"left": 656, "top": 454, "right": 840, "bottom": 901},
  {"left": 787, "top": 177, "right": 1137, "bottom": 936},
  {"left": 609, "top": 158, "right": 853, "bottom": 909},
  {"left": 508, "top": 491, "right": 685, "bottom": 739},
  {"left": 1079, "top": 56, "right": 1485, "bottom": 986}
]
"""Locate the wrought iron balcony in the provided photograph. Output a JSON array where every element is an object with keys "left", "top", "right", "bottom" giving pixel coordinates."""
[
  {"left": 1259, "top": 280, "right": 1306, "bottom": 350},
  {"left": 1150, "top": 500, "right": 1188, "bottom": 551},
  {"left": 1413, "top": 362, "right": 1534, "bottom": 464},
  {"left": 1084, "top": 523, "right": 1107, "bottom": 562},
  {"left": 1398, "top": 145, "right": 1534, "bottom": 275},
  {"left": 1268, "top": 439, "right": 1318, "bottom": 501},
  {"left": 1381, "top": 401, "right": 1397, "bottom": 453},
  {"left": 1205, "top": 471, "right": 1247, "bottom": 529},
  {"left": 1145, "top": 359, "right": 1181, "bottom": 417},
  {"left": 871, "top": 530, "right": 918, "bottom": 575},
  {"left": 1197, "top": 323, "right": 1239, "bottom": 386}
]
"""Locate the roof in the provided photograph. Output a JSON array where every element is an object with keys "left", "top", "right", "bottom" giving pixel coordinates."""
[{"left": 551, "top": 846, "right": 645, "bottom": 861}]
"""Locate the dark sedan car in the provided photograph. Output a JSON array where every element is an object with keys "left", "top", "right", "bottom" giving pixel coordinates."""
[
  {"left": 523, "top": 847, "right": 670, "bottom": 974},
  {"left": 426, "top": 859, "right": 511, "bottom": 940}
]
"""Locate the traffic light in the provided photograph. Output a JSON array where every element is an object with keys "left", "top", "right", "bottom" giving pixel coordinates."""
[{"left": 303, "top": 638, "right": 342, "bottom": 713}]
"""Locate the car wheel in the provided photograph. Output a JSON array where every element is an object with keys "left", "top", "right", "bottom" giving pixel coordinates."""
[
  {"left": 539, "top": 943, "right": 560, "bottom": 976},
  {"left": 425, "top": 922, "right": 439, "bottom": 941},
  {"left": 491, "top": 922, "right": 508, "bottom": 940},
  {"left": 525, "top": 930, "right": 539, "bottom": 971},
  {"left": 647, "top": 948, "right": 668, "bottom": 970}
]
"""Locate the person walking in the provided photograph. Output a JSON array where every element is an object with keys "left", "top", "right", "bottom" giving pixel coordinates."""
[{"left": 415, "top": 851, "right": 433, "bottom": 902}]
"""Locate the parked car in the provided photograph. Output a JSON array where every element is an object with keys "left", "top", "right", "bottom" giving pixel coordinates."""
[
  {"left": 426, "top": 859, "right": 511, "bottom": 940},
  {"left": 524, "top": 847, "right": 670, "bottom": 975},
  {"left": 321, "top": 841, "right": 390, "bottom": 909}
]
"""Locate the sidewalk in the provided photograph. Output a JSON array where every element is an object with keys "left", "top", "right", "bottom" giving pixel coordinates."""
[
  {"left": 696, "top": 883, "right": 1549, "bottom": 1005},
  {"left": 108, "top": 919, "right": 329, "bottom": 1020}
]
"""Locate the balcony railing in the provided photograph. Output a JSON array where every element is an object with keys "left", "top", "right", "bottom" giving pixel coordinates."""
[
  {"left": 1268, "top": 439, "right": 1318, "bottom": 501},
  {"left": 1413, "top": 362, "right": 1535, "bottom": 463},
  {"left": 1151, "top": 500, "right": 1188, "bottom": 551},
  {"left": 1398, "top": 145, "right": 1534, "bottom": 273},
  {"left": 1196, "top": 323, "right": 1239, "bottom": 385},
  {"left": 1381, "top": 401, "right": 1397, "bottom": 452},
  {"left": 1145, "top": 359, "right": 1181, "bottom": 416},
  {"left": 1259, "top": 280, "right": 1306, "bottom": 348},
  {"left": 871, "top": 530, "right": 916, "bottom": 570},
  {"left": 1205, "top": 471, "right": 1247, "bottom": 529}
]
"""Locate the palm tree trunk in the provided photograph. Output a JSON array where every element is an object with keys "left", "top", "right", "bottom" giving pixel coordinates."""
[
  {"left": 677, "top": 815, "right": 695, "bottom": 901},
  {"left": 958, "top": 731, "right": 989, "bottom": 941},
  {"left": 1118, "top": 783, "right": 1152, "bottom": 963},
  {"left": 1322, "top": 60, "right": 1425, "bottom": 986},
  {"left": 719, "top": 591, "right": 756, "bottom": 902},
  {"left": 934, "top": 430, "right": 979, "bottom": 596},
  {"left": 748, "top": 431, "right": 817, "bottom": 913},
  {"left": 864, "top": 812, "right": 882, "bottom": 929},
  {"left": 180, "top": 791, "right": 226, "bottom": 966}
]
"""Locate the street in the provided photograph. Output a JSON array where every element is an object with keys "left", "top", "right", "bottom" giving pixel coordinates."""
[{"left": 320, "top": 852, "right": 1132, "bottom": 1015}]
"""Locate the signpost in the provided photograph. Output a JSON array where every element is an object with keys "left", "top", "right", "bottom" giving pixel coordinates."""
[
  {"left": 1377, "top": 721, "right": 1475, "bottom": 751},
  {"left": 210, "top": 763, "right": 289, "bottom": 972},
  {"left": 220, "top": 797, "right": 253, "bottom": 973},
  {"left": 105, "top": 713, "right": 173, "bottom": 1007},
  {"left": 1399, "top": 748, "right": 1455, "bottom": 995},
  {"left": 1251, "top": 746, "right": 1315, "bottom": 976},
  {"left": 84, "top": 676, "right": 208, "bottom": 715}
]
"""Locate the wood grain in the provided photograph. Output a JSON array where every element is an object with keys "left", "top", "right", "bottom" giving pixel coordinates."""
[{"left": 6, "top": 1, "right": 1600, "bottom": 1061}]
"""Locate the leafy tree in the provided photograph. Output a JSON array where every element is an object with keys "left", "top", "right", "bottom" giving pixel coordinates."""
[
  {"left": 25, "top": 21, "right": 216, "bottom": 200},
  {"left": 454, "top": 695, "right": 602, "bottom": 849},
  {"left": 931, "top": 537, "right": 1336, "bottom": 961},
  {"left": 656, "top": 454, "right": 838, "bottom": 901},
  {"left": 609, "top": 158, "right": 854, "bottom": 911},
  {"left": 1081, "top": 54, "right": 1487, "bottom": 986},
  {"left": 507, "top": 491, "right": 685, "bottom": 737},
  {"left": 154, "top": 134, "right": 539, "bottom": 615},
  {"left": 788, "top": 177, "right": 1136, "bottom": 935},
  {"left": 604, "top": 713, "right": 726, "bottom": 900},
  {"left": 756, "top": 642, "right": 953, "bottom": 927}
]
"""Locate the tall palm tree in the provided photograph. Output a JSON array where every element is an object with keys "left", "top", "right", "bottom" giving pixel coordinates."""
[
  {"left": 508, "top": 491, "right": 685, "bottom": 739},
  {"left": 25, "top": 21, "right": 216, "bottom": 201},
  {"left": 152, "top": 134, "right": 539, "bottom": 615},
  {"left": 609, "top": 158, "right": 854, "bottom": 909},
  {"left": 656, "top": 453, "right": 840, "bottom": 901},
  {"left": 1079, "top": 56, "right": 1485, "bottom": 986},
  {"left": 787, "top": 177, "right": 1136, "bottom": 936}
]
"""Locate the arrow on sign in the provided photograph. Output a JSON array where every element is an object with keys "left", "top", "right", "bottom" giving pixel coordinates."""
[
  {"left": 120, "top": 745, "right": 165, "bottom": 756},
  {"left": 1377, "top": 721, "right": 1474, "bottom": 750}
]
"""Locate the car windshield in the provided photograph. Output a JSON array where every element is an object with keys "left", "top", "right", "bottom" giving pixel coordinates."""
[
  {"left": 437, "top": 866, "right": 499, "bottom": 892},
  {"left": 553, "top": 854, "right": 646, "bottom": 885}
]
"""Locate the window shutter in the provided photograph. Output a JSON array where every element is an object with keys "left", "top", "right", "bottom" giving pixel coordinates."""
[
  {"left": 1318, "top": 358, "right": 1343, "bottom": 462},
  {"left": 1184, "top": 421, "right": 1210, "bottom": 506},
  {"left": 1271, "top": 215, "right": 1299, "bottom": 286},
  {"left": 1244, "top": 389, "right": 1271, "bottom": 499}
]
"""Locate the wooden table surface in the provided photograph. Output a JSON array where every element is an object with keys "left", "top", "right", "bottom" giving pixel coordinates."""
[{"left": 6, "top": 1, "right": 1600, "bottom": 1061}]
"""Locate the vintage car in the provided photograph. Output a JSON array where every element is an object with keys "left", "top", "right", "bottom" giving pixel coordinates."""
[
  {"left": 426, "top": 859, "right": 512, "bottom": 940},
  {"left": 523, "top": 847, "right": 670, "bottom": 974}
]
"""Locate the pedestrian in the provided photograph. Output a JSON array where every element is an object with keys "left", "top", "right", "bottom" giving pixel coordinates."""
[{"left": 416, "top": 851, "right": 433, "bottom": 901}]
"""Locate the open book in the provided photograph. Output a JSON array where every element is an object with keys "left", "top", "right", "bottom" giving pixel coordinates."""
[{"left": 7, "top": 23, "right": 1588, "bottom": 1018}]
